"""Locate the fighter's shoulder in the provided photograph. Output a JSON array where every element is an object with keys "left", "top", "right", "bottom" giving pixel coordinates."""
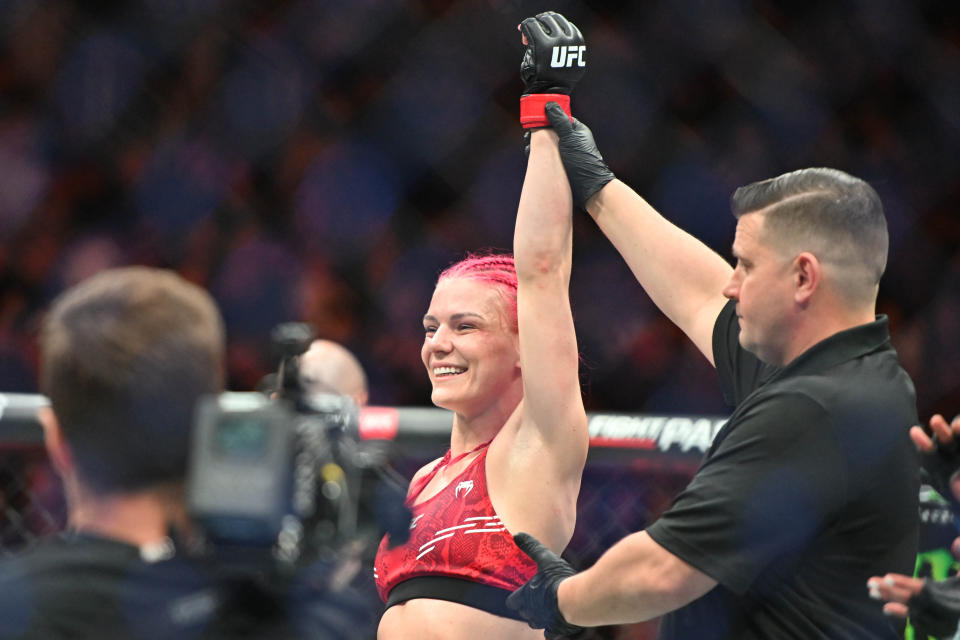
[{"left": 409, "top": 456, "right": 445, "bottom": 487}]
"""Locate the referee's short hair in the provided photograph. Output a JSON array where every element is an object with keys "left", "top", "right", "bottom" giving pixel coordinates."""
[
  {"left": 731, "top": 168, "right": 888, "bottom": 307},
  {"left": 40, "top": 267, "right": 225, "bottom": 495}
]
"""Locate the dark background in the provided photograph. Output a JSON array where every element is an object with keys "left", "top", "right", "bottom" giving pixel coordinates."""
[
  {"left": 0, "top": 0, "right": 958, "bottom": 426},
  {"left": 1, "top": 2, "right": 958, "bottom": 638}
]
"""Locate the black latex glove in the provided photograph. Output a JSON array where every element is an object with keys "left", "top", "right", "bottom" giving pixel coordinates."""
[
  {"left": 543, "top": 102, "right": 615, "bottom": 209},
  {"left": 519, "top": 12, "right": 586, "bottom": 96},
  {"left": 506, "top": 533, "right": 585, "bottom": 638},
  {"left": 908, "top": 576, "right": 960, "bottom": 639}
]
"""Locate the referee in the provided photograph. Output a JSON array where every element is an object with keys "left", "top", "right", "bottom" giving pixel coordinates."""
[{"left": 506, "top": 40, "right": 920, "bottom": 638}]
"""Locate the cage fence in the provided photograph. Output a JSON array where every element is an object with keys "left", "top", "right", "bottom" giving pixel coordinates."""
[{"left": 0, "top": 397, "right": 716, "bottom": 639}]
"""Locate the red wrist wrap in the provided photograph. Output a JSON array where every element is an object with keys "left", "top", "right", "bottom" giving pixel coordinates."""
[{"left": 520, "top": 94, "right": 572, "bottom": 129}]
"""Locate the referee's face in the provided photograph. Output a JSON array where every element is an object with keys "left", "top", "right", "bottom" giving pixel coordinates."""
[{"left": 724, "top": 213, "right": 797, "bottom": 365}]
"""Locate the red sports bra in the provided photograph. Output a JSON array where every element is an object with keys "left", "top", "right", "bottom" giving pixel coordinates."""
[{"left": 373, "top": 442, "right": 537, "bottom": 619}]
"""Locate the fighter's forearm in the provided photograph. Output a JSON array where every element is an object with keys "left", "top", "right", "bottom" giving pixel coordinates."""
[{"left": 514, "top": 129, "right": 574, "bottom": 283}]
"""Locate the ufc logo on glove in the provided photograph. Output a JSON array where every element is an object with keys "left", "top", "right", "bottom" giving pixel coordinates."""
[
  {"left": 551, "top": 45, "right": 585, "bottom": 68},
  {"left": 519, "top": 11, "right": 587, "bottom": 128}
]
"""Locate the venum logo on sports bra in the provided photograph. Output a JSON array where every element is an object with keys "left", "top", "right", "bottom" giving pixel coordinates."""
[{"left": 455, "top": 480, "right": 474, "bottom": 498}]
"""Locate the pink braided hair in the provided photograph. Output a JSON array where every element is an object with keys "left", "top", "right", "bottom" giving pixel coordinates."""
[{"left": 437, "top": 253, "right": 518, "bottom": 331}]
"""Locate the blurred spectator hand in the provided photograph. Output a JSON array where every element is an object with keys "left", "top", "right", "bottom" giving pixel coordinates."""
[
  {"left": 913, "top": 414, "right": 960, "bottom": 507},
  {"left": 868, "top": 574, "right": 960, "bottom": 639}
]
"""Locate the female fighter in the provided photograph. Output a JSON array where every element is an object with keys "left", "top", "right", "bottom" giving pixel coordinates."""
[{"left": 373, "top": 17, "right": 589, "bottom": 633}]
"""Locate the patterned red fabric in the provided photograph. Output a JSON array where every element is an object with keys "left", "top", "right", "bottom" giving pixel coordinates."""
[{"left": 374, "top": 446, "right": 537, "bottom": 602}]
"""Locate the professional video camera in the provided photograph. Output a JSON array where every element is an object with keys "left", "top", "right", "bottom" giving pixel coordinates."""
[{"left": 185, "top": 323, "right": 411, "bottom": 575}]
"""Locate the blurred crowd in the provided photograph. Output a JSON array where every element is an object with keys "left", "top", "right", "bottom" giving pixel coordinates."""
[{"left": 0, "top": 0, "right": 957, "bottom": 417}]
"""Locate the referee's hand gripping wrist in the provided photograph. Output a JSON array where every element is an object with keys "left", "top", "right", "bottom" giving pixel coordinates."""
[
  {"left": 506, "top": 532, "right": 585, "bottom": 638},
  {"left": 543, "top": 103, "right": 615, "bottom": 210}
]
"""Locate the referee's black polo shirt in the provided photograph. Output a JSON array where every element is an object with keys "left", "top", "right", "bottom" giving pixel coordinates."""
[{"left": 647, "top": 299, "right": 919, "bottom": 640}]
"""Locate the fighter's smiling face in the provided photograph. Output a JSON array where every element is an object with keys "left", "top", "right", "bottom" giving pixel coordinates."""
[{"left": 421, "top": 277, "right": 521, "bottom": 416}]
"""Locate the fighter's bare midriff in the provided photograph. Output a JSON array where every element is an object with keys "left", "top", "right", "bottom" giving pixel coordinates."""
[{"left": 378, "top": 598, "right": 544, "bottom": 640}]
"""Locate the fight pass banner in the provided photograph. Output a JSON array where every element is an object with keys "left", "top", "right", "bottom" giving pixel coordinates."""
[{"left": 0, "top": 393, "right": 727, "bottom": 464}]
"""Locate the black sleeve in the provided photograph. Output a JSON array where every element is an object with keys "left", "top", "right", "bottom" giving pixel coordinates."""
[
  {"left": 712, "top": 299, "right": 777, "bottom": 406},
  {"left": 646, "top": 393, "right": 845, "bottom": 595}
]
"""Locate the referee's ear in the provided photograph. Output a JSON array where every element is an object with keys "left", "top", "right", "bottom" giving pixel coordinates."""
[
  {"left": 793, "top": 251, "right": 822, "bottom": 306},
  {"left": 38, "top": 407, "right": 75, "bottom": 480}
]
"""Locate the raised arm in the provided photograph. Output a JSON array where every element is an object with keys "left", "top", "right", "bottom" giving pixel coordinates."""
[
  {"left": 510, "top": 12, "right": 589, "bottom": 476},
  {"left": 545, "top": 106, "right": 731, "bottom": 365},
  {"left": 477, "top": 11, "right": 591, "bottom": 555},
  {"left": 513, "top": 127, "right": 588, "bottom": 474}
]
